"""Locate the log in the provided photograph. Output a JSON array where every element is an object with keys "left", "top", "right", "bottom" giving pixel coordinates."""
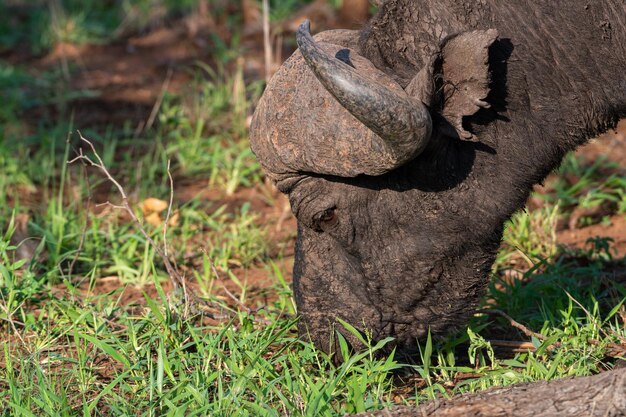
[{"left": 353, "top": 367, "right": 626, "bottom": 417}]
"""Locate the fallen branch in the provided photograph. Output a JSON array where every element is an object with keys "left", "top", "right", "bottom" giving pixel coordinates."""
[{"left": 354, "top": 367, "right": 626, "bottom": 417}]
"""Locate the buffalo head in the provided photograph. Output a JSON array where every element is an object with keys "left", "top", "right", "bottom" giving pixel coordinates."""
[{"left": 250, "top": 2, "right": 626, "bottom": 353}]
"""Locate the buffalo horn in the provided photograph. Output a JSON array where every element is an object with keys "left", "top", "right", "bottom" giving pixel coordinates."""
[{"left": 296, "top": 20, "right": 432, "bottom": 160}]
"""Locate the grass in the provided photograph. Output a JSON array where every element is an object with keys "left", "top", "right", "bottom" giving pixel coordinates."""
[
  {"left": 539, "top": 152, "right": 626, "bottom": 222},
  {"left": 0, "top": 0, "right": 212, "bottom": 53},
  {"left": 1, "top": 226, "right": 398, "bottom": 415},
  {"left": 1, "top": 1, "right": 626, "bottom": 416},
  {"left": 2, "top": 211, "right": 624, "bottom": 415},
  {"left": 160, "top": 62, "right": 264, "bottom": 195}
]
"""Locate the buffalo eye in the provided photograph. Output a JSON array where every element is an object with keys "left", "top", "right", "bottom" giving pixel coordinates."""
[{"left": 314, "top": 207, "right": 338, "bottom": 231}]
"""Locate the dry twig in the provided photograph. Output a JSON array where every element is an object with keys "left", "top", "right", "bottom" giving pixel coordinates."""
[
  {"left": 68, "top": 131, "right": 185, "bottom": 297},
  {"left": 145, "top": 67, "right": 173, "bottom": 133},
  {"left": 478, "top": 308, "right": 547, "bottom": 341},
  {"left": 262, "top": 0, "right": 272, "bottom": 83},
  {"left": 200, "top": 248, "right": 251, "bottom": 314},
  {"left": 65, "top": 159, "right": 91, "bottom": 280},
  {"left": 0, "top": 314, "right": 26, "bottom": 344},
  {"left": 488, "top": 339, "right": 537, "bottom": 352}
]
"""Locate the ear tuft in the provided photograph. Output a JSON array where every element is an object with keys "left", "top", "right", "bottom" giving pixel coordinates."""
[{"left": 440, "top": 29, "right": 499, "bottom": 139}]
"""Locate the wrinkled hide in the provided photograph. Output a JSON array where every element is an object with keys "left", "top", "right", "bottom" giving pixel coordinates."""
[{"left": 250, "top": 0, "right": 626, "bottom": 353}]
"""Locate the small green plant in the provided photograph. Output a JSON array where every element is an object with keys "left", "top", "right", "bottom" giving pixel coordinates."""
[
  {"left": 156, "top": 63, "right": 263, "bottom": 195},
  {"left": 497, "top": 204, "right": 560, "bottom": 270},
  {"left": 178, "top": 202, "right": 269, "bottom": 270},
  {"left": 0, "top": 215, "right": 45, "bottom": 316},
  {"left": 539, "top": 153, "right": 626, "bottom": 221}
]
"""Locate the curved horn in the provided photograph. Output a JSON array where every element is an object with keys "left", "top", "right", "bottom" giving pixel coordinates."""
[{"left": 296, "top": 20, "right": 432, "bottom": 159}]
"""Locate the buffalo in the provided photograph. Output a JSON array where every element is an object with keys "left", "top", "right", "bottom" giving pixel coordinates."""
[{"left": 250, "top": 0, "right": 626, "bottom": 353}]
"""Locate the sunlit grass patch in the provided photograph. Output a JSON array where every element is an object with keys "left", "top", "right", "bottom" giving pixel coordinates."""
[
  {"left": 177, "top": 202, "right": 269, "bottom": 270},
  {"left": 498, "top": 204, "right": 560, "bottom": 270},
  {"left": 539, "top": 153, "right": 626, "bottom": 225},
  {"left": 158, "top": 63, "right": 264, "bottom": 195},
  {"left": 0, "top": 256, "right": 400, "bottom": 416}
]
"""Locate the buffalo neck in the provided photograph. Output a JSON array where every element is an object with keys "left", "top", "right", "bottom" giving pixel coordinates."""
[{"left": 361, "top": 0, "right": 626, "bottom": 227}]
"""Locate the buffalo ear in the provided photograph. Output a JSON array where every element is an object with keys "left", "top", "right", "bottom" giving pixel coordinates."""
[
  {"left": 440, "top": 29, "right": 499, "bottom": 139},
  {"left": 407, "top": 29, "right": 499, "bottom": 140}
]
